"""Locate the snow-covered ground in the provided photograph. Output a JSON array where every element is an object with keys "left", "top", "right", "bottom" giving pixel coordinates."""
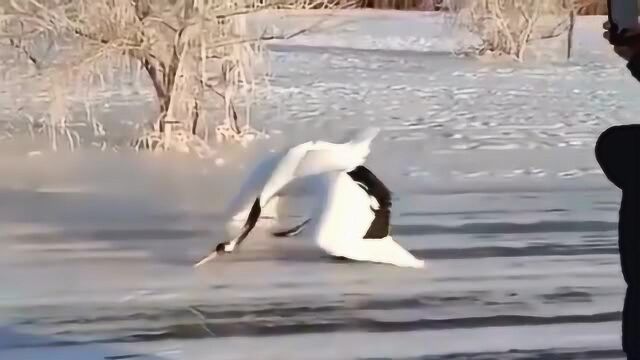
[{"left": 0, "top": 11, "right": 636, "bottom": 360}]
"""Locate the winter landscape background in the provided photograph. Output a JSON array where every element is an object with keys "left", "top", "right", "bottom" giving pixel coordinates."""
[{"left": 0, "top": 8, "right": 637, "bottom": 360}]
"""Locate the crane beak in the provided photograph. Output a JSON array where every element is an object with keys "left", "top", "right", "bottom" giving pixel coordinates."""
[
  {"left": 194, "top": 242, "right": 231, "bottom": 268},
  {"left": 193, "top": 251, "right": 218, "bottom": 268}
]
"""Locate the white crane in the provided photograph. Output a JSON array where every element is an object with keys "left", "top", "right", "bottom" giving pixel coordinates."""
[{"left": 194, "top": 128, "right": 425, "bottom": 269}]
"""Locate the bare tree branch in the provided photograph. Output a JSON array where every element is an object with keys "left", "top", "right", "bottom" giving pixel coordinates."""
[{"left": 5, "top": 38, "right": 39, "bottom": 67}]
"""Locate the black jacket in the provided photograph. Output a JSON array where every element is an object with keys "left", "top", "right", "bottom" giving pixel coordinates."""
[
  {"left": 595, "top": 125, "right": 640, "bottom": 358},
  {"left": 597, "top": 51, "right": 640, "bottom": 360},
  {"left": 628, "top": 53, "right": 640, "bottom": 82}
]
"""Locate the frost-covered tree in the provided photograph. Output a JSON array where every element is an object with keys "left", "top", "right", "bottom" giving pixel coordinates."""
[
  {"left": 0, "top": 0, "right": 346, "bottom": 153},
  {"left": 445, "top": 0, "right": 578, "bottom": 62}
]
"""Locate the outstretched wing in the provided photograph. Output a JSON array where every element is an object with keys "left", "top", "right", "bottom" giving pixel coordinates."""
[
  {"left": 251, "top": 129, "right": 381, "bottom": 216},
  {"left": 292, "top": 128, "right": 380, "bottom": 179}
]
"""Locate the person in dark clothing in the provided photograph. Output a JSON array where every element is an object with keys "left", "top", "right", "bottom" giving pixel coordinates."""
[
  {"left": 603, "top": 21, "right": 640, "bottom": 80},
  {"left": 598, "top": 21, "right": 640, "bottom": 360}
]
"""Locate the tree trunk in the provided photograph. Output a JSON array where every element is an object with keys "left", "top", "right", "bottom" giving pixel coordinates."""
[
  {"left": 140, "top": 58, "right": 175, "bottom": 134},
  {"left": 183, "top": 0, "right": 195, "bottom": 19},
  {"left": 567, "top": 8, "right": 575, "bottom": 60}
]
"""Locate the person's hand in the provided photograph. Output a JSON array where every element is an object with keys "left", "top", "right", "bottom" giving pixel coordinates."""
[{"left": 603, "top": 21, "right": 640, "bottom": 61}]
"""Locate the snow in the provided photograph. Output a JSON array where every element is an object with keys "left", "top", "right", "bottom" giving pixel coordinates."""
[{"left": 0, "top": 10, "right": 633, "bottom": 360}]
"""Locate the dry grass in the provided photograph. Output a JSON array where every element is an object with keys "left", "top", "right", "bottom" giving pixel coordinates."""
[
  {"left": 356, "top": 0, "right": 608, "bottom": 14},
  {"left": 0, "top": 0, "right": 344, "bottom": 154},
  {"left": 575, "top": 0, "right": 606, "bottom": 15},
  {"left": 360, "top": 0, "right": 445, "bottom": 10},
  {"left": 444, "top": 0, "right": 576, "bottom": 62}
]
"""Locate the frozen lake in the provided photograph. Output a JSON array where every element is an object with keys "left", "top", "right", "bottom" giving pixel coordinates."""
[{"left": 0, "top": 10, "right": 636, "bottom": 360}]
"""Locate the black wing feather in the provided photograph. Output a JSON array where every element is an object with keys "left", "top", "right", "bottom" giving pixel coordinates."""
[{"left": 346, "top": 165, "right": 392, "bottom": 239}]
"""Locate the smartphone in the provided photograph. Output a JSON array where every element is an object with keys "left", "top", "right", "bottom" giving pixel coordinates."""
[{"left": 608, "top": 0, "right": 639, "bottom": 33}]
